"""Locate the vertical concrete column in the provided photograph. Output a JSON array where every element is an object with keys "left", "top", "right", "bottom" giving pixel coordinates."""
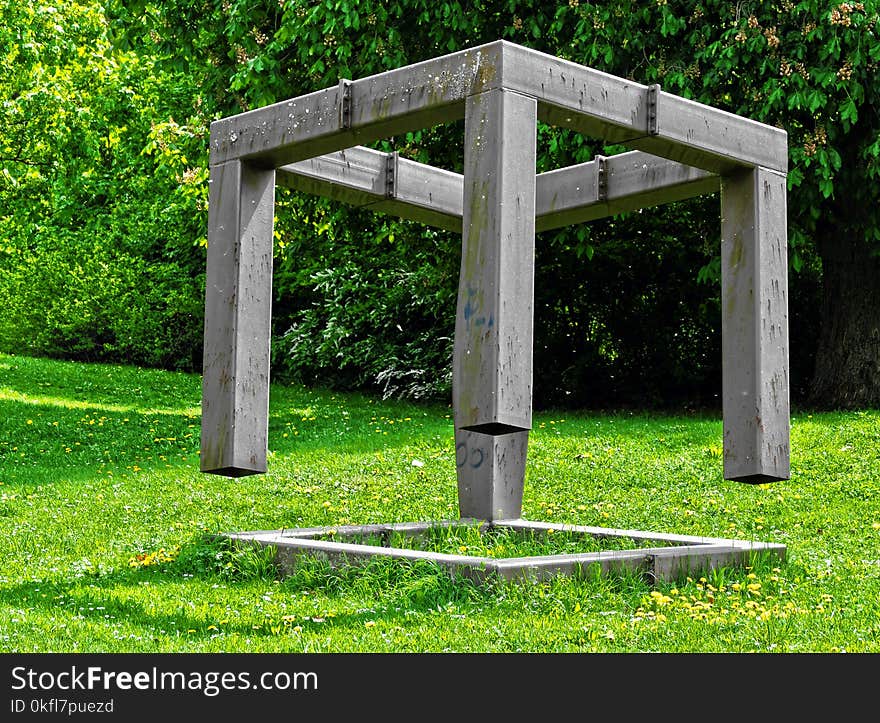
[
  {"left": 454, "top": 427, "right": 528, "bottom": 521},
  {"left": 720, "top": 166, "right": 790, "bottom": 483},
  {"left": 453, "top": 88, "right": 537, "bottom": 519},
  {"left": 200, "top": 159, "right": 276, "bottom": 476}
]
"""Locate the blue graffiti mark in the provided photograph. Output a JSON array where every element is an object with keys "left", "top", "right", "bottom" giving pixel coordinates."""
[
  {"left": 469, "top": 448, "right": 484, "bottom": 469},
  {"left": 455, "top": 442, "right": 467, "bottom": 468},
  {"left": 463, "top": 300, "right": 475, "bottom": 330},
  {"left": 463, "top": 286, "right": 479, "bottom": 330},
  {"left": 487, "top": 314, "right": 494, "bottom": 328}
]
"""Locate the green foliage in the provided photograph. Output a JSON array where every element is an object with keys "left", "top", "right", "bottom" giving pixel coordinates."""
[
  {"left": 535, "top": 200, "right": 724, "bottom": 407},
  {"left": 5, "top": 1, "right": 879, "bottom": 405},
  {"left": 0, "top": 238, "right": 202, "bottom": 369},
  {"left": 137, "top": 0, "right": 871, "bottom": 406},
  {"left": 271, "top": 200, "right": 458, "bottom": 399},
  {"left": 173, "top": 536, "right": 280, "bottom": 581},
  {"left": 0, "top": 0, "right": 209, "bottom": 371}
]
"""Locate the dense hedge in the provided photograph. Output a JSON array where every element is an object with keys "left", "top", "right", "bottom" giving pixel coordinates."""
[{"left": 0, "top": 1, "right": 208, "bottom": 372}]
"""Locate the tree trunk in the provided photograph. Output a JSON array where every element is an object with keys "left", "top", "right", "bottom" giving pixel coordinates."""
[{"left": 810, "top": 219, "right": 880, "bottom": 409}]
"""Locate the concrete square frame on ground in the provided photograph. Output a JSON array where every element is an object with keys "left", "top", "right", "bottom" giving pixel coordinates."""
[{"left": 200, "top": 41, "right": 789, "bottom": 581}]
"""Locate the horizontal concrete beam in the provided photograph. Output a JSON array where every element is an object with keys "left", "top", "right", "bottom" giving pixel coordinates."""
[
  {"left": 212, "top": 41, "right": 787, "bottom": 175},
  {"left": 500, "top": 43, "right": 788, "bottom": 174},
  {"left": 535, "top": 150, "right": 719, "bottom": 231},
  {"left": 209, "top": 42, "right": 504, "bottom": 168},
  {"left": 226, "top": 518, "right": 786, "bottom": 584},
  {"left": 277, "top": 146, "right": 464, "bottom": 232},
  {"left": 277, "top": 147, "right": 719, "bottom": 232}
]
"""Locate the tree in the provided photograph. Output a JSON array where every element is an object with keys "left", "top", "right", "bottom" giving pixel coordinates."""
[
  {"left": 551, "top": 0, "right": 879, "bottom": 408},
  {"left": 0, "top": 0, "right": 208, "bottom": 369},
  {"left": 95, "top": 1, "right": 880, "bottom": 407}
]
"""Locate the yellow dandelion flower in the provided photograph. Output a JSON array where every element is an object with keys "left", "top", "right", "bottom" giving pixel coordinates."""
[{"left": 364, "top": 621, "right": 376, "bottom": 628}]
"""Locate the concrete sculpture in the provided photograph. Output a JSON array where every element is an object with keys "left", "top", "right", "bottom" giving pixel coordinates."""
[{"left": 200, "top": 42, "right": 789, "bottom": 580}]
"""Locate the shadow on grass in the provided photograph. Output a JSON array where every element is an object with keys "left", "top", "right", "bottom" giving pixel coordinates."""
[
  {"left": 5, "top": 532, "right": 792, "bottom": 650},
  {"left": 0, "top": 535, "right": 501, "bottom": 645},
  {"left": 0, "top": 530, "right": 659, "bottom": 651},
  {"left": 0, "top": 366, "right": 451, "bottom": 489}
]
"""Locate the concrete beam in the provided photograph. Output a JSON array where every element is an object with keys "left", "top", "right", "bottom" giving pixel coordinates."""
[
  {"left": 211, "top": 41, "right": 786, "bottom": 176},
  {"left": 535, "top": 150, "right": 719, "bottom": 231},
  {"left": 453, "top": 88, "right": 537, "bottom": 434},
  {"left": 277, "top": 146, "right": 463, "bottom": 232},
  {"left": 228, "top": 519, "right": 786, "bottom": 584},
  {"left": 209, "top": 42, "right": 503, "bottom": 168},
  {"left": 200, "top": 160, "right": 275, "bottom": 476},
  {"left": 502, "top": 43, "right": 788, "bottom": 174},
  {"left": 720, "top": 166, "right": 790, "bottom": 482},
  {"left": 277, "top": 147, "right": 718, "bottom": 233}
]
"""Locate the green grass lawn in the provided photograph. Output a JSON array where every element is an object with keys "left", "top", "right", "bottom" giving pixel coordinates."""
[{"left": 1, "top": 352, "right": 878, "bottom": 652}]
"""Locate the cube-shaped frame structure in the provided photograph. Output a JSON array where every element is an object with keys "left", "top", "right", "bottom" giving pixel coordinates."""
[{"left": 201, "top": 41, "right": 789, "bottom": 582}]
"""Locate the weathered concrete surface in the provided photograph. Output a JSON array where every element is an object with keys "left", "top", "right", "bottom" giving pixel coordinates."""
[
  {"left": 278, "top": 147, "right": 719, "bottom": 234},
  {"left": 200, "top": 160, "right": 275, "bottom": 476},
  {"left": 278, "top": 146, "right": 464, "bottom": 232},
  {"left": 226, "top": 519, "right": 786, "bottom": 584},
  {"left": 535, "top": 150, "right": 719, "bottom": 231},
  {"left": 720, "top": 167, "right": 791, "bottom": 482},
  {"left": 202, "top": 39, "right": 790, "bottom": 495},
  {"left": 209, "top": 43, "right": 504, "bottom": 168},
  {"left": 453, "top": 88, "right": 537, "bottom": 434},
  {"left": 455, "top": 428, "right": 528, "bottom": 520},
  {"left": 211, "top": 40, "right": 787, "bottom": 175}
]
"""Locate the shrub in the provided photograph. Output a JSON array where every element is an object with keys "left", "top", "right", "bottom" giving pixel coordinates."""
[{"left": 0, "top": 237, "right": 203, "bottom": 371}]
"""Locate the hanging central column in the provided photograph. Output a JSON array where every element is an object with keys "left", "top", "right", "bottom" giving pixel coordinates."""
[{"left": 453, "top": 88, "right": 537, "bottom": 521}]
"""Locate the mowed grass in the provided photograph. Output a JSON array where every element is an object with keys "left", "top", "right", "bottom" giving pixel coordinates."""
[{"left": 1, "top": 352, "right": 879, "bottom": 653}]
